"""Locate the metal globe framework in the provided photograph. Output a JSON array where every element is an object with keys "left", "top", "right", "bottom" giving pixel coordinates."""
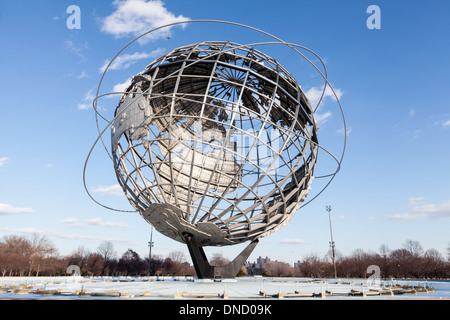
[
  {"left": 84, "top": 20, "right": 346, "bottom": 278},
  {"left": 112, "top": 40, "right": 318, "bottom": 246}
]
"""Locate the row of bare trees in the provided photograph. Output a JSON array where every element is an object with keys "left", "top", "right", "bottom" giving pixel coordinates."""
[
  {"left": 0, "top": 234, "right": 58, "bottom": 276},
  {"left": 0, "top": 234, "right": 195, "bottom": 277},
  {"left": 260, "top": 240, "right": 450, "bottom": 279},
  {"left": 1, "top": 235, "right": 449, "bottom": 279},
  {"left": 65, "top": 246, "right": 196, "bottom": 277}
]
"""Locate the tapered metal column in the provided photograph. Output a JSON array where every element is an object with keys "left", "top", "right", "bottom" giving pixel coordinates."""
[
  {"left": 147, "top": 226, "right": 154, "bottom": 277},
  {"left": 326, "top": 205, "right": 337, "bottom": 278},
  {"left": 183, "top": 232, "right": 258, "bottom": 279}
]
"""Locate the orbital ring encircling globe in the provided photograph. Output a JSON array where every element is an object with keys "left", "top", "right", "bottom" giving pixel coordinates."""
[{"left": 83, "top": 20, "right": 346, "bottom": 278}]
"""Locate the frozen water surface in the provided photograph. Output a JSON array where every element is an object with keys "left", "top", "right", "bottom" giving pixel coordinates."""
[{"left": 0, "top": 276, "right": 449, "bottom": 300}]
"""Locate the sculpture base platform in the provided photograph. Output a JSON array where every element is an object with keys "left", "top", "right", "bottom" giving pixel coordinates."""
[
  {"left": 193, "top": 278, "right": 237, "bottom": 283},
  {"left": 183, "top": 233, "right": 258, "bottom": 279}
]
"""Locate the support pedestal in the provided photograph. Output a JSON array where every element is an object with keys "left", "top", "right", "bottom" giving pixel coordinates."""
[{"left": 183, "top": 233, "right": 258, "bottom": 279}]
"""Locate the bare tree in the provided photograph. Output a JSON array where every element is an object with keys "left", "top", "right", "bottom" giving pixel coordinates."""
[
  {"left": 379, "top": 244, "right": 391, "bottom": 277},
  {"left": 379, "top": 244, "right": 391, "bottom": 258},
  {"left": 324, "top": 248, "right": 343, "bottom": 264},
  {"left": 0, "top": 253, "right": 10, "bottom": 276},
  {"left": 447, "top": 243, "right": 450, "bottom": 261},
  {"left": 28, "top": 234, "right": 57, "bottom": 276},
  {"left": 147, "top": 254, "right": 163, "bottom": 276},
  {"left": 168, "top": 250, "right": 186, "bottom": 264},
  {"left": 160, "top": 258, "right": 178, "bottom": 275},
  {"left": 340, "top": 249, "right": 374, "bottom": 278},
  {"left": 118, "top": 249, "right": 146, "bottom": 276},
  {"left": 0, "top": 235, "right": 32, "bottom": 256},
  {"left": 263, "top": 261, "right": 293, "bottom": 277},
  {"left": 299, "top": 254, "right": 326, "bottom": 278},
  {"left": 29, "top": 234, "right": 57, "bottom": 257},
  {"left": 86, "top": 253, "right": 104, "bottom": 276},
  {"left": 0, "top": 234, "right": 57, "bottom": 276},
  {"left": 422, "top": 249, "right": 446, "bottom": 278},
  {"left": 403, "top": 239, "right": 424, "bottom": 257},
  {"left": 237, "top": 265, "right": 247, "bottom": 277},
  {"left": 97, "top": 241, "right": 116, "bottom": 261},
  {"left": 67, "top": 246, "right": 91, "bottom": 275},
  {"left": 210, "top": 252, "right": 230, "bottom": 266}
]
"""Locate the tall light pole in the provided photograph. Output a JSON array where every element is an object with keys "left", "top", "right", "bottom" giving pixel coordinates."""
[
  {"left": 326, "top": 205, "right": 337, "bottom": 278},
  {"left": 147, "top": 226, "right": 154, "bottom": 278}
]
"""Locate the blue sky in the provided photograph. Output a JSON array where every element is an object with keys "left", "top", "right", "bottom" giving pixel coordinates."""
[{"left": 1, "top": 0, "right": 449, "bottom": 264}]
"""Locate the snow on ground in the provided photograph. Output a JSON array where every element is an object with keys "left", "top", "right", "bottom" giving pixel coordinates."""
[{"left": 0, "top": 276, "right": 449, "bottom": 300}]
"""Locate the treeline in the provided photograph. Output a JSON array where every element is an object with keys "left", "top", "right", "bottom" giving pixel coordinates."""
[
  {"left": 260, "top": 240, "right": 450, "bottom": 279},
  {"left": 0, "top": 234, "right": 195, "bottom": 277},
  {"left": 1, "top": 235, "right": 449, "bottom": 279}
]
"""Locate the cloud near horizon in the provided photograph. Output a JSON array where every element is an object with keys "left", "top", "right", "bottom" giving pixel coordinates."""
[
  {"left": 59, "top": 217, "right": 130, "bottom": 228},
  {"left": 386, "top": 199, "right": 450, "bottom": 221},
  {"left": 0, "top": 227, "right": 135, "bottom": 244},
  {"left": 0, "top": 202, "right": 35, "bottom": 215},
  {"left": 280, "top": 238, "right": 308, "bottom": 244},
  {"left": 92, "top": 184, "right": 124, "bottom": 197}
]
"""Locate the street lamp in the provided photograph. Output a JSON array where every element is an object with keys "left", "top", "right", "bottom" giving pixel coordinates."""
[
  {"left": 147, "top": 226, "right": 154, "bottom": 278},
  {"left": 326, "top": 205, "right": 337, "bottom": 278}
]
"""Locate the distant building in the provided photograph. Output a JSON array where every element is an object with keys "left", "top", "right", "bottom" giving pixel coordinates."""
[
  {"left": 256, "top": 256, "right": 270, "bottom": 269},
  {"left": 245, "top": 256, "right": 272, "bottom": 275}
]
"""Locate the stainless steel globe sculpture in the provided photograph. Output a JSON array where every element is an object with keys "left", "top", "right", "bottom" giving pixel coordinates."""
[
  {"left": 112, "top": 41, "right": 318, "bottom": 247},
  {"left": 84, "top": 21, "right": 345, "bottom": 279}
]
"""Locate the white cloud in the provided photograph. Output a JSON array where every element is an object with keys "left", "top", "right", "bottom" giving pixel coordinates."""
[
  {"left": 336, "top": 126, "right": 352, "bottom": 136},
  {"left": 408, "top": 197, "right": 425, "bottom": 205},
  {"left": 0, "top": 202, "right": 35, "bottom": 215},
  {"left": 0, "top": 227, "right": 42, "bottom": 234},
  {"left": 304, "top": 85, "right": 343, "bottom": 127},
  {"left": 314, "top": 111, "right": 332, "bottom": 126},
  {"left": 84, "top": 218, "right": 130, "bottom": 228},
  {"left": 443, "top": 120, "right": 450, "bottom": 127},
  {"left": 0, "top": 157, "right": 10, "bottom": 166},
  {"left": 77, "top": 103, "right": 91, "bottom": 110},
  {"left": 59, "top": 217, "right": 130, "bottom": 228},
  {"left": 99, "top": 49, "right": 163, "bottom": 73},
  {"left": 83, "top": 89, "right": 96, "bottom": 101},
  {"left": 77, "top": 71, "right": 89, "bottom": 79},
  {"left": 77, "top": 89, "right": 96, "bottom": 110},
  {"left": 92, "top": 184, "right": 124, "bottom": 197},
  {"left": 412, "top": 129, "right": 423, "bottom": 140},
  {"left": 409, "top": 109, "right": 417, "bottom": 117},
  {"left": 280, "top": 238, "right": 307, "bottom": 244},
  {"left": 0, "top": 227, "right": 134, "bottom": 243},
  {"left": 385, "top": 213, "right": 428, "bottom": 221},
  {"left": 60, "top": 217, "right": 78, "bottom": 225},
  {"left": 100, "top": 0, "right": 189, "bottom": 44},
  {"left": 65, "top": 40, "right": 89, "bottom": 59},
  {"left": 411, "top": 200, "right": 450, "bottom": 217},
  {"left": 304, "top": 85, "right": 344, "bottom": 110},
  {"left": 113, "top": 78, "right": 132, "bottom": 93},
  {"left": 386, "top": 199, "right": 450, "bottom": 220},
  {"left": 103, "top": 78, "right": 132, "bottom": 100}
]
